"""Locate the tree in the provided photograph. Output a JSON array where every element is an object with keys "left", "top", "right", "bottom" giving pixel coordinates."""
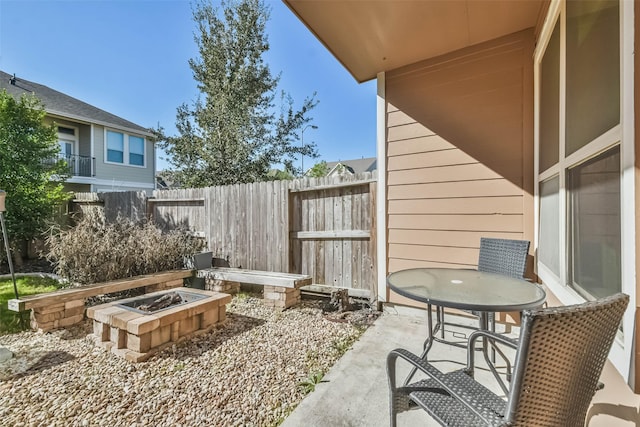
[
  {"left": 156, "top": 0, "right": 318, "bottom": 188},
  {"left": 307, "top": 161, "right": 329, "bottom": 178},
  {"left": 0, "top": 90, "right": 69, "bottom": 262},
  {"left": 266, "top": 168, "right": 294, "bottom": 181}
]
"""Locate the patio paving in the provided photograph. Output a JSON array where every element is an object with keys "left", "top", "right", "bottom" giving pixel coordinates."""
[{"left": 282, "top": 304, "right": 515, "bottom": 427}]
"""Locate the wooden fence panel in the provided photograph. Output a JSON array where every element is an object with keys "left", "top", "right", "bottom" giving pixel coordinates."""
[
  {"left": 151, "top": 188, "right": 206, "bottom": 234},
  {"left": 72, "top": 172, "right": 376, "bottom": 298},
  {"left": 289, "top": 172, "right": 376, "bottom": 298}
]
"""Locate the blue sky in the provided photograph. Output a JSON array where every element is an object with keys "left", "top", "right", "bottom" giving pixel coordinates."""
[{"left": 0, "top": 0, "right": 376, "bottom": 171}]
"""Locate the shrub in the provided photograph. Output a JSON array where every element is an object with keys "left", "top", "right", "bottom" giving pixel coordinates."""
[{"left": 45, "top": 211, "right": 205, "bottom": 285}]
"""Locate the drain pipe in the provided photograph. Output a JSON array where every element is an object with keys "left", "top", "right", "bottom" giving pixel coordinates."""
[{"left": 0, "top": 190, "right": 18, "bottom": 299}]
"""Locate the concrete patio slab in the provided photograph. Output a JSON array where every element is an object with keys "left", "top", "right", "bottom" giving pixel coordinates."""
[{"left": 282, "top": 305, "right": 514, "bottom": 427}]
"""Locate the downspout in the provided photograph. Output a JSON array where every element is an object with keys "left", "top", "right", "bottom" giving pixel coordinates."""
[{"left": 376, "top": 72, "right": 387, "bottom": 305}]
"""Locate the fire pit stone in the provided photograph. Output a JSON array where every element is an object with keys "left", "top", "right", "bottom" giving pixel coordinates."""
[{"left": 86, "top": 287, "right": 231, "bottom": 362}]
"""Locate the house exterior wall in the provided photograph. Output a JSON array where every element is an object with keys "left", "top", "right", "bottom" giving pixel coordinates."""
[
  {"left": 384, "top": 29, "right": 535, "bottom": 305},
  {"left": 634, "top": 0, "right": 640, "bottom": 393},
  {"left": 49, "top": 117, "right": 91, "bottom": 156},
  {"left": 78, "top": 125, "right": 91, "bottom": 157},
  {"left": 42, "top": 116, "right": 154, "bottom": 192},
  {"left": 92, "top": 124, "right": 155, "bottom": 190},
  {"left": 94, "top": 124, "right": 105, "bottom": 166}
]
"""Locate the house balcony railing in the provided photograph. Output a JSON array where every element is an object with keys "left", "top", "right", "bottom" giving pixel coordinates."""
[{"left": 44, "top": 154, "right": 95, "bottom": 177}]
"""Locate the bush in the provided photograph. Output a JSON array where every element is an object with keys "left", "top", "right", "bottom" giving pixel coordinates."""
[{"left": 45, "top": 212, "right": 205, "bottom": 285}]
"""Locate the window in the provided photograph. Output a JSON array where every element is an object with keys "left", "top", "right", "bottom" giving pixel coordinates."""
[
  {"left": 535, "top": 0, "right": 638, "bottom": 377},
  {"left": 536, "top": 0, "right": 632, "bottom": 376},
  {"left": 537, "top": 0, "right": 621, "bottom": 297},
  {"left": 129, "top": 136, "right": 145, "bottom": 166},
  {"left": 535, "top": 0, "right": 639, "bottom": 379},
  {"left": 57, "top": 126, "right": 76, "bottom": 159},
  {"left": 105, "top": 130, "right": 145, "bottom": 167},
  {"left": 58, "top": 126, "right": 75, "bottom": 136},
  {"left": 565, "top": 0, "right": 619, "bottom": 155},
  {"left": 539, "top": 20, "right": 560, "bottom": 173},
  {"left": 60, "top": 140, "right": 73, "bottom": 158},
  {"left": 539, "top": 177, "right": 560, "bottom": 277},
  {"left": 56, "top": 126, "right": 78, "bottom": 175},
  {"left": 568, "top": 147, "right": 621, "bottom": 300},
  {"left": 106, "top": 131, "right": 124, "bottom": 163}
]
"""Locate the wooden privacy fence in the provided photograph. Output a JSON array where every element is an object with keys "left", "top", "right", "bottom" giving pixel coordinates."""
[
  {"left": 289, "top": 179, "right": 376, "bottom": 298},
  {"left": 73, "top": 172, "right": 377, "bottom": 299}
]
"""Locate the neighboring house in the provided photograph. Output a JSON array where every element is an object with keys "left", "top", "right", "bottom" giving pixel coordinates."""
[
  {"left": 156, "top": 170, "right": 181, "bottom": 190},
  {"left": 286, "top": 0, "right": 640, "bottom": 419},
  {"left": 0, "top": 71, "right": 154, "bottom": 193},
  {"left": 323, "top": 157, "right": 376, "bottom": 177}
]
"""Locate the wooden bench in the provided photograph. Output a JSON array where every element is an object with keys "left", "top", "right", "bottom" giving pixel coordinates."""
[
  {"left": 196, "top": 267, "right": 312, "bottom": 309},
  {"left": 7, "top": 269, "right": 195, "bottom": 332}
]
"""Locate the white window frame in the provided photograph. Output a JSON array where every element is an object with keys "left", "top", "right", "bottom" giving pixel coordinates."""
[
  {"left": 57, "top": 125, "right": 78, "bottom": 157},
  {"left": 128, "top": 135, "right": 146, "bottom": 167},
  {"left": 534, "top": 0, "right": 635, "bottom": 380},
  {"left": 104, "top": 129, "right": 147, "bottom": 168}
]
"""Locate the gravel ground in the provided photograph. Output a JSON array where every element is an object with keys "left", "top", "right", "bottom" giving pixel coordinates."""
[{"left": 0, "top": 294, "right": 371, "bottom": 427}]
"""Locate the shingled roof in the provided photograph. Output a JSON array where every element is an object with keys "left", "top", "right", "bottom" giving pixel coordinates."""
[
  {"left": 0, "top": 70, "right": 150, "bottom": 135},
  {"left": 325, "top": 157, "right": 377, "bottom": 175}
]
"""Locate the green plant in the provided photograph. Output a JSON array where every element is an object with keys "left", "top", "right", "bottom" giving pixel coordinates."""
[
  {"left": 273, "top": 407, "right": 296, "bottom": 426},
  {"left": 266, "top": 169, "right": 295, "bottom": 181},
  {"left": 234, "top": 291, "right": 251, "bottom": 301},
  {"left": 297, "top": 371, "right": 325, "bottom": 395},
  {"left": 153, "top": 0, "right": 318, "bottom": 186},
  {"left": 331, "top": 339, "right": 351, "bottom": 356},
  {"left": 45, "top": 212, "right": 205, "bottom": 285},
  {"left": 0, "top": 90, "right": 70, "bottom": 263},
  {"left": 330, "top": 329, "right": 365, "bottom": 357},
  {"left": 307, "top": 161, "right": 329, "bottom": 178},
  {"left": 0, "top": 276, "right": 64, "bottom": 334}
]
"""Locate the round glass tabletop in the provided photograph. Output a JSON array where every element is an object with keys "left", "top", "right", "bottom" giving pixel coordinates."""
[{"left": 387, "top": 268, "right": 546, "bottom": 312}]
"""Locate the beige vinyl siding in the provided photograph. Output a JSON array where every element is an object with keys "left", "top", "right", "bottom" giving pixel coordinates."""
[
  {"left": 635, "top": 0, "right": 640, "bottom": 392},
  {"left": 385, "top": 29, "right": 535, "bottom": 302}
]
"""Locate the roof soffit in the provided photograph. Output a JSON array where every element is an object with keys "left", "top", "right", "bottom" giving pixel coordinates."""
[{"left": 284, "top": 0, "right": 544, "bottom": 82}]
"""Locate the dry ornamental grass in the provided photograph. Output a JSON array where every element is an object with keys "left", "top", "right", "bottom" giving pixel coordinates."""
[{"left": 45, "top": 212, "right": 205, "bottom": 285}]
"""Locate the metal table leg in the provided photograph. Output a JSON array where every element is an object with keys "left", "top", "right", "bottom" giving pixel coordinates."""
[
  {"left": 403, "top": 303, "right": 436, "bottom": 385},
  {"left": 477, "top": 312, "right": 510, "bottom": 395}
]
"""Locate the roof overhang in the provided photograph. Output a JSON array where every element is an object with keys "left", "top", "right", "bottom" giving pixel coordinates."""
[
  {"left": 284, "top": 0, "right": 546, "bottom": 83},
  {"left": 46, "top": 111, "right": 154, "bottom": 138}
]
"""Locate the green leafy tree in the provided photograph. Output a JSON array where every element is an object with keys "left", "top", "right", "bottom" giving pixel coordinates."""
[
  {"left": 155, "top": 0, "right": 318, "bottom": 187},
  {"left": 0, "top": 90, "right": 69, "bottom": 262},
  {"left": 307, "top": 161, "right": 329, "bottom": 178},
  {"left": 266, "top": 168, "right": 294, "bottom": 181}
]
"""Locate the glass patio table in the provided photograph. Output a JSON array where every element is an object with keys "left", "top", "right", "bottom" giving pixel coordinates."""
[{"left": 387, "top": 268, "right": 546, "bottom": 391}]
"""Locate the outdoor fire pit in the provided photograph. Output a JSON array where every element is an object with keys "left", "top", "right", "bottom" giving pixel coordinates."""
[
  {"left": 86, "top": 287, "right": 231, "bottom": 362},
  {"left": 118, "top": 290, "right": 207, "bottom": 314}
]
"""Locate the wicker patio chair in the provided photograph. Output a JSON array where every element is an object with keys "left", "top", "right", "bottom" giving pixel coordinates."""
[
  {"left": 388, "top": 292, "right": 629, "bottom": 426},
  {"left": 437, "top": 238, "right": 530, "bottom": 336},
  {"left": 477, "top": 238, "right": 530, "bottom": 279},
  {"left": 477, "top": 237, "right": 530, "bottom": 329}
]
